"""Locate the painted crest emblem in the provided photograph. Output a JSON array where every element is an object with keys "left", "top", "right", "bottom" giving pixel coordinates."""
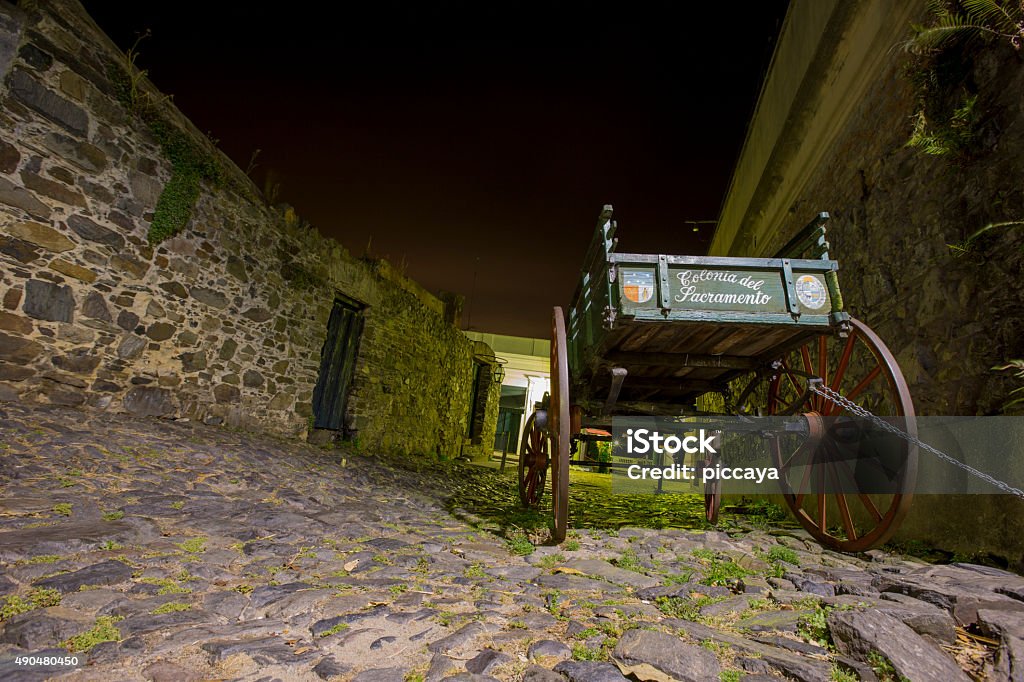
[
  {"left": 795, "top": 275, "right": 827, "bottom": 310},
  {"left": 622, "top": 270, "right": 655, "bottom": 304}
]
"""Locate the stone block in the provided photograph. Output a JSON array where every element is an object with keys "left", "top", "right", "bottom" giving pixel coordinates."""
[
  {"left": 190, "top": 287, "right": 228, "bottom": 309},
  {"left": 48, "top": 258, "right": 96, "bottom": 282},
  {"left": 23, "top": 279, "right": 74, "bottom": 322},
  {"left": 20, "top": 170, "right": 85, "bottom": 206},
  {"left": 66, "top": 214, "right": 125, "bottom": 249},
  {"left": 122, "top": 386, "right": 175, "bottom": 417},
  {"left": 110, "top": 254, "right": 149, "bottom": 278},
  {"left": 0, "top": 175, "right": 51, "bottom": 218},
  {"left": 116, "top": 310, "right": 139, "bottom": 331},
  {"left": 52, "top": 352, "right": 100, "bottom": 373},
  {"left": 82, "top": 291, "right": 112, "bottom": 321},
  {"left": 8, "top": 69, "right": 88, "bottom": 135},
  {"left": 4, "top": 220, "right": 74, "bottom": 252},
  {"left": 242, "top": 369, "right": 264, "bottom": 387},
  {"left": 116, "top": 334, "right": 147, "bottom": 360},
  {"left": 158, "top": 281, "right": 188, "bottom": 298},
  {"left": 214, "top": 384, "right": 240, "bottom": 403},
  {"left": 0, "top": 138, "right": 19, "bottom": 174},
  {"left": 179, "top": 351, "right": 207, "bottom": 372},
  {"left": 0, "top": 235, "right": 41, "bottom": 262},
  {"left": 0, "top": 311, "right": 32, "bottom": 334},
  {"left": 42, "top": 132, "right": 106, "bottom": 172},
  {"left": 145, "top": 322, "right": 175, "bottom": 341},
  {"left": 0, "top": 362, "right": 33, "bottom": 381},
  {"left": 3, "top": 288, "right": 22, "bottom": 310}
]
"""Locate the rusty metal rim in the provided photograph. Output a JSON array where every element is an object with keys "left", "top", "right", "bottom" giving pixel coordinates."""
[{"left": 768, "top": 317, "right": 917, "bottom": 553}]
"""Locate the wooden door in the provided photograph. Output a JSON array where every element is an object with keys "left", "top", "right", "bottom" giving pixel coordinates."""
[{"left": 312, "top": 298, "right": 364, "bottom": 430}]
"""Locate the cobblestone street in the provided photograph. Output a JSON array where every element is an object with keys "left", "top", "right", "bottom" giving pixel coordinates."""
[{"left": 1, "top": 403, "right": 1022, "bottom": 681}]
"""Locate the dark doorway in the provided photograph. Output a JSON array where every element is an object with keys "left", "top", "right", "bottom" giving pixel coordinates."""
[
  {"left": 494, "top": 385, "right": 527, "bottom": 452},
  {"left": 312, "top": 297, "right": 364, "bottom": 430}
]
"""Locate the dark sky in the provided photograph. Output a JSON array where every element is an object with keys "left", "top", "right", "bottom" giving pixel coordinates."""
[{"left": 80, "top": 2, "right": 789, "bottom": 338}]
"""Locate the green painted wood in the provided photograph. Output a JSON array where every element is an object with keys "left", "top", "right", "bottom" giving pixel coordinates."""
[
  {"left": 629, "top": 309, "right": 833, "bottom": 326},
  {"left": 312, "top": 298, "right": 364, "bottom": 430}
]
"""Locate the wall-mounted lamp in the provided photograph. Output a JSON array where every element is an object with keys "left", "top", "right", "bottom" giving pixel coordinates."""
[{"left": 493, "top": 357, "right": 507, "bottom": 384}]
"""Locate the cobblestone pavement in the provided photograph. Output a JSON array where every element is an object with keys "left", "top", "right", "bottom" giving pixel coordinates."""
[{"left": 1, "top": 404, "right": 1023, "bottom": 682}]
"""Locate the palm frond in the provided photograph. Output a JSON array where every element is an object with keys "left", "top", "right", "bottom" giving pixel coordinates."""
[{"left": 962, "top": 0, "right": 1020, "bottom": 33}]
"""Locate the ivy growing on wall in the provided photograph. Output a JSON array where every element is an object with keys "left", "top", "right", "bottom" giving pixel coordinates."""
[{"left": 106, "top": 35, "right": 223, "bottom": 244}]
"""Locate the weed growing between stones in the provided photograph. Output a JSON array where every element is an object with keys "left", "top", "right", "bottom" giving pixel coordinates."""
[
  {"left": 830, "top": 664, "right": 859, "bottom": 682},
  {"left": 138, "top": 577, "right": 190, "bottom": 595},
  {"left": 867, "top": 651, "right": 911, "bottom": 682},
  {"left": 150, "top": 601, "right": 191, "bottom": 615},
  {"left": 765, "top": 545, "right": 799, "bottom": 565},
  {"left": 0, "top": 588, "right": 61, "bottom": 621},
  {"left": 506, "top": 531, "right": 534, "bottom": 556},
  {"left": 318, "top": 623, "right": 349, "bottom": 638},
  {"left": 177, "top": 537, "right": 207, "bottom": 554},
  {"left": 796, "top": 604, "right": 834, "bottom": 648},
  {"left": 16, "top": 555, "right": 62, "bottom": 565},
  {"left": 613, "top": 548, "right": 644, "bottom": 572},
  {"left": 62, "top": 616, "right": 123, "bottom": 652}
]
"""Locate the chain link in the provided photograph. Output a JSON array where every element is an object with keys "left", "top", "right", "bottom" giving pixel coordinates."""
[{"left": 809, "top": 383, "right": 1024, "bottom": 499}]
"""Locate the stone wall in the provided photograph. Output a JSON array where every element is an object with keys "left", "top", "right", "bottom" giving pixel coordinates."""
[
  {"left": 755, "top": 45, "right": 1024, "bottom": 419},
  {"left": 713, "top": 0, "right": 1024, "bottom": 565},
  {"left": 0, "top": 0, "right": 499, "bottom": 458}
]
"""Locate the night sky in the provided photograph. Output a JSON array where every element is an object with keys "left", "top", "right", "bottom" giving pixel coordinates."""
[{"left": 80, "top": 2, "right": 789, "bottom": 338}]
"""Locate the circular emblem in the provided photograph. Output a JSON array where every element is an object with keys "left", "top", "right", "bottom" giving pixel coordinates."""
[{"left": 795, "top": 275, "right": 827, "bottom": 310}]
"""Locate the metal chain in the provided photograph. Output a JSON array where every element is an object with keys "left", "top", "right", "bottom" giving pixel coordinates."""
[{"left": 809, "top": 383, "right": 1024, "bottom": 499}]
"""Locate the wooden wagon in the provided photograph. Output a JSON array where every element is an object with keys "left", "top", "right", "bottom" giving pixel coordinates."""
[{"left": 518, "top": 206, "right": 917, "bottom": 552}]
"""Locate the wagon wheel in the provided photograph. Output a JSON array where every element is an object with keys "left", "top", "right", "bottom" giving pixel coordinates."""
[
  {"left": 518, "top": 412, "right": 548, "bottom": 508},
  {"left": 550, "top": 307, "right": 571, "bottom": 543},
  {"left": 768, "top": 317, "right": 917, "bottom": 552}
]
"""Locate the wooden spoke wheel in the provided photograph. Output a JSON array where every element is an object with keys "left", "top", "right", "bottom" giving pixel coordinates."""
[
  {"left": 550, "top": 307, "right": 571, "bottom": 543},
  {"left": 768, "top": 317, "right": 917, "bottom": 552},
  {"left": 518, "top": 412, "right": 549, "bottom": 508}
]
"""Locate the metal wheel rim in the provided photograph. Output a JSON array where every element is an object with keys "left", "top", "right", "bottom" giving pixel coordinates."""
[
  {"left": 768, "top": 317, "right": 917, "bottom": 552},
  {"left": 550, "top": 306, "right": 571, "bottom": 543},
  {"left": 518, "top": 412, "right": 548, "bottom": 508}
]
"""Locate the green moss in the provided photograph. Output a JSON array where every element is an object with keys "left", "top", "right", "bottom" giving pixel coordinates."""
[
  {"left": 1, "top": 588, "right": 62, "bottom": 621},
  {"left": 766, "top": 545, "right": 799, "bottom": 565},
  {"left": 151, "top": 601, "right": 192, "bottom": 615},
  {"left": 52, "top": 503, "right": 72, "bottom": 517},
  {"left": 506, "top": 532, "right": 534, "bottom": 556},
  {"left": 319, "top": 622, "right": 350, "bottom": 637},
  {"left": 19, "top": 555, "right": 63, "bottom": 565},
  {"left": 138, "top": 577, "right": 190, "bottom": 595},
  {"left": 102, "top": 510, "right": 125, "bottom": 521},
  {"left": 177, "top": 537, "right": 206, "bottom": 554},
  {"left": 62, "top": 616, "right": 122, "bottom": 652}
]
